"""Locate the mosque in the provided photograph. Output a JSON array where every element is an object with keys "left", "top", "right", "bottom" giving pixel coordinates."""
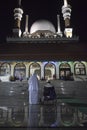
[{"left": 0, "top": 0, "right": 87, "bottom": 82}]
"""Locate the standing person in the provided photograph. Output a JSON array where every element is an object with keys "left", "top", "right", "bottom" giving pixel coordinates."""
[
  {"left": 28, "top": 73, "right": 39, "bottom": 104},
  {"left": 28, "top": 73, "right": 40, "bottom": 127},
  {"left": 43, "top": 81, "right": 56, "bottom": 101}
]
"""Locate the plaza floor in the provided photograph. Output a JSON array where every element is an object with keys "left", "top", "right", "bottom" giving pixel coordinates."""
[{"left": 0, "top": 82, "right": 87, "bottom": 130}]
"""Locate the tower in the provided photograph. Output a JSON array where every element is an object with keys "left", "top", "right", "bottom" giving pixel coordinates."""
[
  {"left": 23, "top": 15, "right": 29, "bottom": 37},
  {"left": 57, "top": 15, "right": 63, "bottom": 37},
  {"left": 62, "top": 0, "right": 73, "bottom": 38},
  {"left": 13, "top": 0, "right": 23, "bottom": 37}
]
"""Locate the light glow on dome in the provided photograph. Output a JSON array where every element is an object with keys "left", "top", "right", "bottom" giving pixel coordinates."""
[{"left": 30, "top": 19, "right": 56, "bottom": 34}]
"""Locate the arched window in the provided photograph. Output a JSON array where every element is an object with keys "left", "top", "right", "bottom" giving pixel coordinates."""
[
  {"left": 0, "top": 63, "right": 11, "bottom": 76},
  {"left": 29, "top": 62, "right": 41, "bottom": 79},
  {"left": 14, "top": 63, "right": 26, "bottom": 80},
  {"left": 74, "top": 62, "right": 86, "bottom": 75},
  {"left": 44, "top": 63, "right": 56, "bottom": 80},
  {"left": 59, "top": 63, "right": 71, "bottom": 80}
]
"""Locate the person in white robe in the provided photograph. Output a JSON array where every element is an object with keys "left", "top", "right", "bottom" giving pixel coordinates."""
[
  {"left": 28, "top": 73, "right": 39, "bottom": 127},
  {"left": 28, "top": 73, "right": 39, "bottom": 104}
]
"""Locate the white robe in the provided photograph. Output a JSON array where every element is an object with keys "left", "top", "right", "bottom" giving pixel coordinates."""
[{"left": 28, "top": 74, "right": 39, "bottom": 104}]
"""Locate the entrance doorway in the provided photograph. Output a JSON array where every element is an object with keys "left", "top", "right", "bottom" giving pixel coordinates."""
[{"left": 59, "top": 63, "right": 71, "bottom": 80}]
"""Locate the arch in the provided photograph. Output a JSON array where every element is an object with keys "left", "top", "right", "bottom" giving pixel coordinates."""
[
  {"left": 74, "top": 62, "right": 86, "bottom": 75},
  {"left": 59, "top": 62, "right": 71, "bottom": 80},
  {"left": 44, "top": 62, "right": 56, "bottom": 80},
  {"left": 14, "top": 63, "right": 26, "bottom": 80},
  {"left": 29, "top": 62, "right": 41, "bottom": 79},
  {"left": 0, "top": 62, "right": 11, "bottom": 76}
]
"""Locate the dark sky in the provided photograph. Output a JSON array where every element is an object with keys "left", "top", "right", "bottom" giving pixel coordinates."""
[{"left": 0, "top": 0, "right": 87, "bottom": 43}]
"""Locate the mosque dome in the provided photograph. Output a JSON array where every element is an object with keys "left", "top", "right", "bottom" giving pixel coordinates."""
[{"left": 30, "top": 19, "right": 56, "bottom": 34}]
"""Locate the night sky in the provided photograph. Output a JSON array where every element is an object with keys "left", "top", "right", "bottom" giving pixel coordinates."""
[{"left": 0, "top": 0, "right": 87, "bottom": 43}]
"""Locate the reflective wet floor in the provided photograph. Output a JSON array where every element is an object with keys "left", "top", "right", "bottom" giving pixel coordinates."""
[
  {"left": 0, "top": 96, "right": 87, "bottom": 129},
  {"left": 0, "top": 82, "right": 87, "bottom": 130}
]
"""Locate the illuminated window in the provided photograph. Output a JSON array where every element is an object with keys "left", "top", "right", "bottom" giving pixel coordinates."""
[
  {"left": 29, "top": 62, "right": 41, "bottom": 79},
  {"left": 74, "top": 62, "right": 86, "bottom": 75},
  {"left": 14, "top": 63, "right": 26, "bottom": 80},
  {"left": 44, "top": 63, "right": 56, "bottom": 80},
  {"left": 0, "top": 63, "right": 11, "bottom": 76},
  {"left": 59, "top": 63, "right": 71, "bottom": 79}
]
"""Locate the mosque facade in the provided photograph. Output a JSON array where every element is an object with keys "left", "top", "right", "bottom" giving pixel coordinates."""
[{"left": 0, "top": 0, "right": 87, "bottom": 81}]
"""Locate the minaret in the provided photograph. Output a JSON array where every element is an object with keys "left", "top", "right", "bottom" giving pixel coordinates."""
[
  {"left": 23, "top": 15, "right": 29, "bottom": 37},
  {"left": 62, "top": 0, "right": 73, "bottom": 38},
  {"left": 13, "top": 0, "right": 23, "bottom": 37},
  {"left": 57, "top": 15, "right": 63, "bottom": 37}
]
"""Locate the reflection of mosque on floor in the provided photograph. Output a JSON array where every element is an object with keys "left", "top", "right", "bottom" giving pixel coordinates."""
[{"left": 0, "top": 102, "right": 87, "bottom": 127}]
